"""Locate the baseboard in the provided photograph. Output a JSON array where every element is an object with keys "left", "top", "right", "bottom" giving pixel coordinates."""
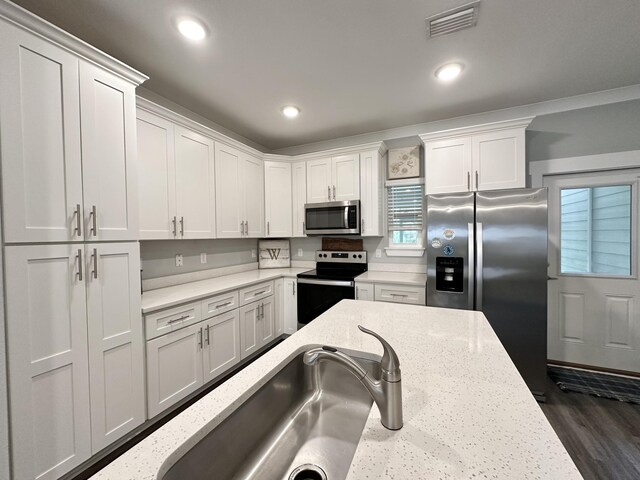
[{"left": 548, "top": 360, "right": 640, "bottom": 379}]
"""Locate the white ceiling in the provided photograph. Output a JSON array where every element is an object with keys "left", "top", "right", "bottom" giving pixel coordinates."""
[{"left": 12, "top": 0, "right": 640, "bottom": 150}]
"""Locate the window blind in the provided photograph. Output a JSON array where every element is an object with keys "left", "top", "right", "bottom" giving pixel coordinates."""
[{"left": 387, "top": 184, "right": 424, "bottom": 231}]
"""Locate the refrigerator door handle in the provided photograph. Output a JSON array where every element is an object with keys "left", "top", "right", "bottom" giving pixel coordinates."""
[
  {"left": 467, "top": 223, "right": 475, "bottom": 309},
  {"left": 476, "top": 222, "right": 483, "bottom": 310}
]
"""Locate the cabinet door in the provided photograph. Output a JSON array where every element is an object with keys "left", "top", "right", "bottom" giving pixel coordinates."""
[
  {"left": 355, "top": 282, "right": 374, "bottom": 301},
  {"left": 264, "top": 161, "right": 292, "bottom": 237},
  {"left": 306, "top": 158, "right": 332, "bottom": 203},
  {"left": 243, "top": 154, "right": 265, "bottom": 237},
  {"left": 175, "top": 126, "right": 216, "bottom": 238},
  {"left": 86, "top": 243, "right": 144, "bottom": 452},
  {"left": 5, "top": 245, "right": 91, "bottom": 480},
  {"left": 146, "top": 323, "right": 204, "bottom": 418},
  {"left": 260, "top": 297, "right": 275, "bottom": 345},
  {"left": 332, "top": 154, "right": 360, "bottom": 201},
  {"left": 239, "top": 302, "right": 260, "bottom": 359},
  {"left": 202, "top": 310, "right": 241, "bottom": 383},
  {"left": 137, "top": 109, "right": 177, "bottom": 239},
  {"left": 359, "top": 150, "right": 383, "bottom": 236},
  {"left": 80, "top": 62, "right": 138, "bottom": 241},
  {"left": 425, "top": 137, "right": 473, "bottom": 195},
  {"left": 472, "top": 128, "right": 526, "bottom": 191},
  {"left": 214, "top": 143, "right": 244, "bottom": 238},
  {"left": 274, "top": 279, "right": 284, "bottom": 337},
  {"left": 0, "top": 23, "right": 83, "bottom": 243},
  {"left": 283, "top": 278, "right": 298, "bottom": 334},
  {"left": 291, "top": 162, "right": 307, "bottom": 237}
]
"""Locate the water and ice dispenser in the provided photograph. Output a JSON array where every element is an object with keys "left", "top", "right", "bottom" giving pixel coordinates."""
[{"left": 435, "top": 257, "right": 464, "bottom": 293}]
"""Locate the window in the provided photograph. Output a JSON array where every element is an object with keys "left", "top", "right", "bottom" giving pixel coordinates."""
[
  {"left": 560, "top": 185, "right": 632, "bottom": 275},
  {"left": 387, "top": 183, "right": 424, "bottom": 248}
]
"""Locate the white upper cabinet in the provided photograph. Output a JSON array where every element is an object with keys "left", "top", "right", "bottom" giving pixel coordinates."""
[
  {"left": 421, "top": 118, "right": 533, "bottom": 195},
  {"left": 0, "top": 22, "right": 83, "bottom": 243},
  {"left": 137, "top": 110, "right": 176, "bottom": 239},
  {"left": 80, "top": 62, "right": 138, "bottom": 241},
  {"left": 291, "top": 162, "right": 307, "bottom": 237},
  {"left": 359, "top": 149, "right": 385, "bottom": 236},
  {"left": 0, "top": 20, "right": 143, "bottom": 243},
  {"left": 306, "top": 155, "right": 360, "bottom": 203},
  {"left": 264, "top": 161, "right": 292, "bottom": 237},
  {"left": 174, "top": 126, "right": 216, "bottom": 238},
  {"left": 215, "top": 143, "right": 264, "bottom": 238}
]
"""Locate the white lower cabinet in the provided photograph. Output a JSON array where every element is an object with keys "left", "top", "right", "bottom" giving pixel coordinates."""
[
  {"left": 355, "top": 281, "right": 426, "bottom": 305},
  {"left": 5, "top": 242, "right": 144, "bottom": 479},
  {"left": 283, "top": 278, "right": 298, "bottom": 334},
  {"left": 240, "top": 296, "right": 275, "bottom": 359},
  {"left": 275, "top": 279, "right": 285, "bottom": 337},
  {"left": 355, "top": 282, "right": 374, "bottom": 301},
  {"left": 203, "top": 310, "right": 241, "bottom": 383}
]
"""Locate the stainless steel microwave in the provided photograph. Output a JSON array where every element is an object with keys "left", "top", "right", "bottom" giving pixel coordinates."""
[{"left": 304, "top": 200, "right": 360, "bottom": 235}]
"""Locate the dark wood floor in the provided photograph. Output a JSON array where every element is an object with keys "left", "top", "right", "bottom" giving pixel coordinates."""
[{"left": 540, "top": 376, "right": 640, "bottom": 479}]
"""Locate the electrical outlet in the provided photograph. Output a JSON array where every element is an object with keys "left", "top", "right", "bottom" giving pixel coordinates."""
[
  {"left": 200, "top": 253, "right": 207, "bottom": 264},
  {"left": 375, "top": 249, "right": 382, "bottom": 258},
  {"left": 251, "top": 249, "right": 256, "bottom": 258},
  {"left": 175, "top": 254, "right": 183, "bottom": 267},
  {"left": 297, "top": 248, "right": 303, "bottom": 257}
]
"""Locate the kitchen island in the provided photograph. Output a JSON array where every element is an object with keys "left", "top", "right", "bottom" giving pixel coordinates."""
[{"left": 92, "top": 300, "right": 581, "bottom": 479}]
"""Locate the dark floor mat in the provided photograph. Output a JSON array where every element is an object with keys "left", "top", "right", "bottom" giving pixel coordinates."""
[{"left": 548, "top": 366, "right": 640, "bottom": 404}]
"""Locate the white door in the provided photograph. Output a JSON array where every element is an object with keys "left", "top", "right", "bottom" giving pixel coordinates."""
[
  {"left": 137, "top": 109, "right": 177, "bottom": 239},
  {"left": 5, "top": 245, "right": 91, "bottom": 480},
  {"left": 86, "top": 243, "right": 145, "bottom": 452},
  {"left": 0, "top": 23, "right": 84, "bottom": 243},
  {"left": 239, "top": 302, "right": 260, "bottom": 359},
  {"left": 306, "top": 158, "right": 332, "bottom": 203},
  {"left": 332, "top": 154, "right": 360, "bottom": 201},
  {"left": 260, "top": 298, "right": 276, "bottom": 345},
  {"left": 214, "top": 143, "right": 244, "bottom": 238},
  {"left": 283, "top": 278, "right": 298, "bottom": 334},
  {"left": 202, "top": 310, "right": 241, "bottom": 382},
  {"left": 472, "top": 127, "right": 525, "bottom": 192},
  {"left": 546, "top": 169, "right": 640, "bottom": 373},
  {"left": 274, "top": 279, "right": 284, "bottom": 337},
  {"left": 243, "top": 154, "right": 265, "bottom": 237},
  {"left": 264, "top": 161, "right": 292, "bottom": 237},
  {"left": 146, "top": 323, "right": 204, "bottom": 418},
  {"left": 80, "top": 62, "right": 138, "bottom": 241},
  {"left": 359, "top": 150, "right": 382, "bottom": 236},
  {"left": 355, "top": 282, "right": 374, "bottom": 301},
  {"left": 424, "top": 137, "right": 473, "bottom": 195},
  {"left": 292, "top": 162, "right": 307, "bottom": 237},
  {"left": 174, "top": 126, "right": 216, "bottom": 239}
]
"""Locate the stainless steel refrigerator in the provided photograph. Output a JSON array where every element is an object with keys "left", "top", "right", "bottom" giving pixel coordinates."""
[{"left": 426, "top": 188, "right": 548, "bottom": 400}]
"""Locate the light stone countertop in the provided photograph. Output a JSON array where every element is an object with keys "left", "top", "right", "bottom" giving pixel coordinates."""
[
  {"left": 141, "top": 267, "right": 309, "bottom": 313},
  {"left": 355, "top": 270, "right": 427, "bottom": 286},
  {"left": 92, "top": 300, "right": 581, "bottom": 480}
]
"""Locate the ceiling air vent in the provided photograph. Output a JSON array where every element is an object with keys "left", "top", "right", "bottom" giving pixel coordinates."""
[{"left": 426, "top": 1, "right": 480, "bottom": 38}]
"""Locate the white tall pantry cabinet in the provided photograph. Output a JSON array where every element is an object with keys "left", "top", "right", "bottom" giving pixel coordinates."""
[{"left": 0, "top": 5, "right": 147, "bottom": 479}]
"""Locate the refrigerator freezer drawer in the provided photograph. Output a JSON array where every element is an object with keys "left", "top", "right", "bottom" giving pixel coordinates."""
[{"left": 374, "top": 283, "right": 426, "bottom": 305}]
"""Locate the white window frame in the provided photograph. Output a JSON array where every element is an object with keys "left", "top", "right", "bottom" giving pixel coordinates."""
[{"left": 384, "top": 178, "right": 425, "bottom": 257}]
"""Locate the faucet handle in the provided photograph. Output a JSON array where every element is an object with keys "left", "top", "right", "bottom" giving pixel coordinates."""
[{"left": 358, "top": 325, "right": 401, "bottom": 382}]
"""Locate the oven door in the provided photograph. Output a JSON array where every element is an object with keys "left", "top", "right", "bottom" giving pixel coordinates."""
[
  {"left": 304, "top": 201, "right": 360, "bottom": 235},
  {"left": 297, "top": 278, "right": 355, "bottom": 325}
]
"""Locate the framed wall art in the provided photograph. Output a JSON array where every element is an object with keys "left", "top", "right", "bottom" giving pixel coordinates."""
[{"left": 388, "top": 146, "right": 421, "bottom": 180}]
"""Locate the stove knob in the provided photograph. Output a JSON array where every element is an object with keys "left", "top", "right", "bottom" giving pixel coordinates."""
[
  {"left": 358, "top": 254, "right": 362, "bottom": 258},
  {"left": 352, "top": 254, "right": 357, "bottom": 258}
]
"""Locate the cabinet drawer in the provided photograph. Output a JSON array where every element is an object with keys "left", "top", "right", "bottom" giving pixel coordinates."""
[
  {"left": 145, "top": 302, "right": 202, "bottom": 340},
  {"left": 201, "top": 290, "right": 239, "bottom": 318},
  {"left": 239, "top": 281, "right": 274, "bottom": 306},
  {"left": 374, "top": 283, "right": 425, "bottom": 305}
]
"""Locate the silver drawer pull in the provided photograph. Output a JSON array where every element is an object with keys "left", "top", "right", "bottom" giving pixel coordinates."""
[
  {"left": 215, "top": 301, "right": 233, "bottom": 309},
  {"left": 390, "top": 293, "right": 409, "bottom": 297},
  {"left": 253, "top": 290, "right": 266, "bottom": 296},
  {"left": 167, "top": 314, "right": 190, "bottom": 324}
]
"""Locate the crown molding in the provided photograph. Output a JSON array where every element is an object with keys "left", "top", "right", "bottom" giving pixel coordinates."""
[
  {"left": 263, "top": 141, "right": 388, "bottom": 163},
  {"left": 0, "top": 0, "right": 148, "bottom": 85},
  {"left": 419, "top": 117, "right": 535, "bottom": 142}
]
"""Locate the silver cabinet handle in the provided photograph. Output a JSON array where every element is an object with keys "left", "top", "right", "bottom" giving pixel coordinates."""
[
  {"left": 172, "top": 216, "right": 177, "bottom": 237},
  {"left": 467, "top": 172, "right": 471, "bottom": 191},
  {"left": 167, "top": 314, "right": 190, "bottom": 324},
  {"left": 361, "top": 218, "right": 364, "bottom": 232},
  {"left": 215, "top": 301, "right": 233, "bottom": 309},
  {"left": 240, "top": 221, "right": 244, "bottom": 236},
  {"left": 302, "top": 221, "right": 305, "bottom": 233},
  {"left": 180, "top": 216, "right": 184, "bottom": 236},
  {"left": 205, "top": 325, "right": 210, "bottom": 346},
  {"left": 475, "top": 171, "right": 479, "bottom": 190},
  {"left": 74, "top": 204, "right": 82, "bottom": 237},
  {"left": 90, "top": 205, "right": 97, "bottom": 236},
  {"left": 356, "top": 286, "right": 359, "bottom": 299},
  {"left": 333, "top": 185, "right": 336, "bottom": 200},
  {"left": 245, "top": 221, "right": 248, "bottom": 236},
  {"left": 92, "top": 248, "right": 98, "bottom": 279},
  {"left": 198, "top": 328, "right": 203, "bottom": 349},
  {"left": 292, "top": 282, "right": 296, "bottom": 295},
  {"left": 328, "top": 186, "right": 331, "bottom": 200},
  {"left": 76, "top": 248, "right": 83, "bottom": 281},
  {"left": 254, "top": 290, "right": 266, "bottom": 296},
  {"left": 261, "top": 303, "right": 264, "bottom": 319},
  {"left": 267, "top": 221, "right": 270, "bottom": 236},
  {"left": 390, "top": 293, "right": 409, "bottom": 298}
]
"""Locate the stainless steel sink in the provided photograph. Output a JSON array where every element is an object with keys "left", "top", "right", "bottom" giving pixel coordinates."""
[{"left": 161, "top": 351, "right": 379, "bottom": 480}]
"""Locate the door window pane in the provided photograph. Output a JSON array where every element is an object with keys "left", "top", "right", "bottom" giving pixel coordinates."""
[{"left": 560, "top": 185, "right": 632, "bottom": 275}]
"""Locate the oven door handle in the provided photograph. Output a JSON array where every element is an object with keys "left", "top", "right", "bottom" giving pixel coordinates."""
[{"left": 297, "top": 278, "right": 355, "bottom": 287}]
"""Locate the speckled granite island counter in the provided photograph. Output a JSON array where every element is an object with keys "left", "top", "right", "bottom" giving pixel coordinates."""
[{"left": 91, "top": 300, "right": 581, "bottom": 479}]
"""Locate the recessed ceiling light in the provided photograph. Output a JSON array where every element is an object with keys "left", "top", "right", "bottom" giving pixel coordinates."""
[
  {"left": 177, "top": 18, "right": 207, "bottom": 42},
  {"left": 282, "top": 106, "right": 300, "bottom": 118},
  {"left": 435, "top": 62, "right": 464, "bottom": 82}
]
